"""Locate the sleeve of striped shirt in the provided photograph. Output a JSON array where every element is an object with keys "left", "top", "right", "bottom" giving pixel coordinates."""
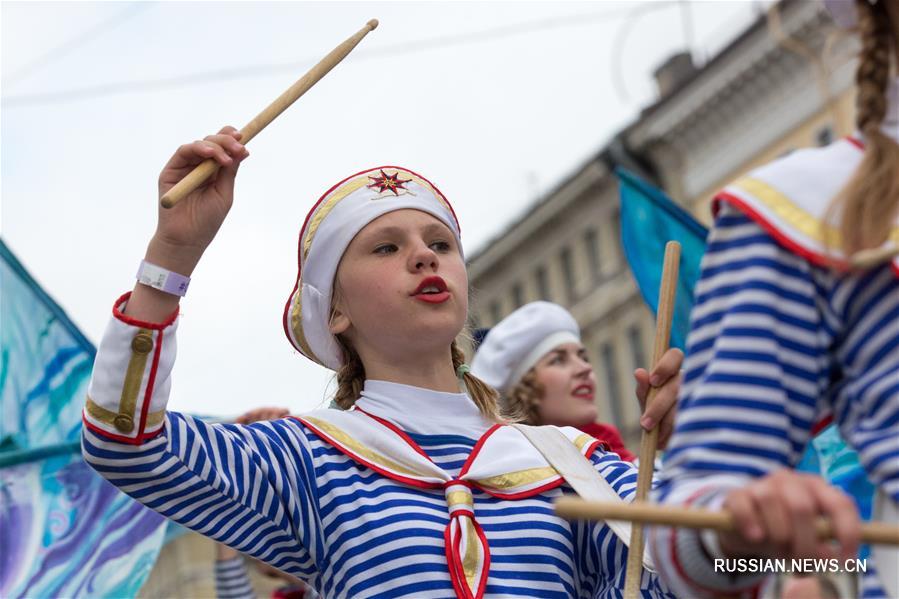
[
  {"left": 215, "top": 556, "right": 256, "bottom": 599},
  {"left": 81, "top": 294, "right": 322, "bottom": 580},
  {"left": 648, "top": 205, "right": 829, "bottom": 597}
]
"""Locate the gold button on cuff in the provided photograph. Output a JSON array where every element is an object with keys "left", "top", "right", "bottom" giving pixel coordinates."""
[
  {"left": 113, "top": 414, "right": 135, "bottom": 433},
  {"left": 131, "top": 333, "right": 154, "bottom": 354}
]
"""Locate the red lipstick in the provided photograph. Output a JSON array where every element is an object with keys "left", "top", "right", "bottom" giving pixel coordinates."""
[
  {"left": 411, "top": 276, "right": 450, "bottom": 304},
  {"left": 572, "top": 384, "right": 595, "bottom": 402}
]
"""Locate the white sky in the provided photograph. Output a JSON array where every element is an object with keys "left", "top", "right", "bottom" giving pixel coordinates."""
[{"left": 2, "top": 0, "right": 771, "bottom": 417}]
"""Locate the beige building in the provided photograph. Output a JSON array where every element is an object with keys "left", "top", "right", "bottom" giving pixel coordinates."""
[{"left": 467, "top": 0, "right": 858, "bottom": 447}]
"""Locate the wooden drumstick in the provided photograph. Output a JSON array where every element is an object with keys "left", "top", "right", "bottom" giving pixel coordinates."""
[
  {"left": 623, "top": 240, "right": 680, "bottom": 599},
  {"left": 161, "top": 18, "right": 379, "bottom": 208},
  {"left": 555, "top": 498, "right": 899, "bottom": 546}
]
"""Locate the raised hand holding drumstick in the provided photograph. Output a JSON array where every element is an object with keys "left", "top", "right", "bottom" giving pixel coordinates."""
[{"left": 126, "top": 127, "right": 249, "bottom": 324}]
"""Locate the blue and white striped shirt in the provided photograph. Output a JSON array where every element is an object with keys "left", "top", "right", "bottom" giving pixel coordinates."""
[
  {"left": 82, "top": 319, "right": 674, "bottom": 598},
  {"left": 649, "top": 205, "right": 898, "bottom": 598}
]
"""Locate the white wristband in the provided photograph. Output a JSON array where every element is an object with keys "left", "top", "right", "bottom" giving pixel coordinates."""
[{"left": 136, "top": 260, "right": 191, "bottom": 297}]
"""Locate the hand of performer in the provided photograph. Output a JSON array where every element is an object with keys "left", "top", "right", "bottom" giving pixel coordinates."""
[
  {"left": 633, "top": 347, "right": 683, "bottom": 449},
  {"left": 718, "top": 469, "right": 861, "bottom": 562},
  {"left": 154, "top": 126, "right": 249, "bottom": 262},
  {"left": 125, "top": 126, "right": 249, "bottom": 323},
  {"left": 235, "top": 406, "right": 290, "bottom": 424}
]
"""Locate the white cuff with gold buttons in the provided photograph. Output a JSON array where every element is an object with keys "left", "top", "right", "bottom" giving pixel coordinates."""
[{"left": 83, "top": 297, "right": 178, "bottom": 443}]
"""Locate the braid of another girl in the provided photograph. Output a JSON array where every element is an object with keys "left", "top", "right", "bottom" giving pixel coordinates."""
[{"left": 828, "top": 0, "right": 899, "bottom": 255}]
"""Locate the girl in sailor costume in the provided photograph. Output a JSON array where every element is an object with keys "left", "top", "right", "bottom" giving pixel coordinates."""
[
  {"left": 648, "top": 1, "right": 899, "bottom": 597},
  {"left": 81, "top": 132, "right": 676, "bottom": 598},
  {"left": 471, "top": 301, "right": 684, "bottom": 463}
]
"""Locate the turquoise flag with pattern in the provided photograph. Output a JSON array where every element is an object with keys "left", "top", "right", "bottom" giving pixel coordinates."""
[
  {"left": 0, "top": 239, "right": 167, "bottom": 598},
  {"left": 617, "top": 168, "right": 708, "bottom": 351}
]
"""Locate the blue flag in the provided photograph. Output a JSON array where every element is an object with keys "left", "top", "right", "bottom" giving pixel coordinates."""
[
  {"left": 0, "top": 239, "right": 166, "bottom": 598},
  {"left": 615, "top": 170, "right": 874, "bottom": 523},
  {"left": 616, "top": 168, "right": 707, "bottom": 350}
]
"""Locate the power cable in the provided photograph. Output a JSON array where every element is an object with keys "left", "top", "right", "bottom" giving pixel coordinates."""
[{"left": 3, "top": 3, "right": 675, "bottom": 108}]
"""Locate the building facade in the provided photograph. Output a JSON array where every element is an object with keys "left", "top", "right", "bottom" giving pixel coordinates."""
[{"left": 466, "top": 0, "right": 857, "bottom": 447}]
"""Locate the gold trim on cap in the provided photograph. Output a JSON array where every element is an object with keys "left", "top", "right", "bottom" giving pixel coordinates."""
[
  {"left": 292, "top": 168, "right": 460, "bottom": 366},
  {"left": 289, "top": 289, "right": 321, "bottom": 366}
]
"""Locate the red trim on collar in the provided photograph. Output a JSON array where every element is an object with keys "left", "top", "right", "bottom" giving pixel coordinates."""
[
  {"left": 459, "top": 424, "right": 502, "bottom": 477},
  {"left": 714, "top": 192, "right": 848, "bottom": 270},
  {"left": 292, "top": 416, "right": 440, "bottom": 490},
  {"left": 355, "top": 407, "right": 434, "bottom": 462},
  {"left": 845, "top": 136, "right": 865, "bottom": 150},
  {"left": 444, "top": 525, "right": 468, "bottom": 599},
  {"left": 113, "top": 292, "right": 179, "bottom": 329},
  {"left": 478, "top": 438, "right": 602, "bottom": 501}
]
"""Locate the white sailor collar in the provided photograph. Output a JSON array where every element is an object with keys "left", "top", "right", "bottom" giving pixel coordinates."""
[
  {"left": 295, "top": 392, "right": 603, "bottom": 599},
  {"left": 354, "top": 379, "right": 492, "bottom": 437},
  {"left": 714, "top": 78, "right": 899, "bottom": 276}
]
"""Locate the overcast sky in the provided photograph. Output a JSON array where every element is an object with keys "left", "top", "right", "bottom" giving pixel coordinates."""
[{"left": 2, "top": 0, "right": 772, "bottom": 417}]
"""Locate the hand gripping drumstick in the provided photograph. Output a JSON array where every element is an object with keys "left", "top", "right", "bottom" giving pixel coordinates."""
[
  {"left": 160, "top": 19, "right": 379, "bottom": 209},
  {"left": 554, "top": 498, "right": 899, "bottom": 546},
  {"left": 623, "top": 240, "right": 680, "bottom": 599}
]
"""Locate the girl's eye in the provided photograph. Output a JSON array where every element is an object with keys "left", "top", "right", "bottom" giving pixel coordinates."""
[
  {"left": 429, "top": 240, "right": 451, "bottom": 252},
  {"left": 374, "top": 244, "right": 398, "bottom": 255},
  {"left": 549, "top": 355, "right": 564, "bottom": 365}
]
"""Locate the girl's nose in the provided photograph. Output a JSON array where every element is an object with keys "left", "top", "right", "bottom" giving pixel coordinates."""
[{"left": 410, "top": 243, "right": 439, "bottom": 271}]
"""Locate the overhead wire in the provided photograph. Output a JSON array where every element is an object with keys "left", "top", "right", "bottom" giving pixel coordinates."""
[
  {"left": 3, "top": 2, "right": 676, "bottom": 108},
  {"left": 2, "top": 3, "right": 152, "bottom": 89}
]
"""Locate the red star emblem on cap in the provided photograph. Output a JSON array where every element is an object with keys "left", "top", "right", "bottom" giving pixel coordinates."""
[{"left": 367, "top": 169, "right": 412, "bottom": 196}]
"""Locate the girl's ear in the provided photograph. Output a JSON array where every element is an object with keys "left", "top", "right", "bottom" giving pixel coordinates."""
[
  {"left": 329, "top": 306, "right": 351, "bottom": 335},
  {"left": 329, "top": 279, "right": 351, "bottom": 335}
]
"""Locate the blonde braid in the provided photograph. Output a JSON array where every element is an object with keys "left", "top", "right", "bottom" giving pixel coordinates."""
[
  {"left": 333, "top": 336, "right": 365, "bottom": 410},
  {"left": 451, "top": 340, "right": 503, "bottom": 422},
  {"left": 827, "top": 0, "right": 899, "bottom": 257}
]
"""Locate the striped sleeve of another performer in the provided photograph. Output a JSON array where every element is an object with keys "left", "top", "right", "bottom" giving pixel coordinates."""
[{"left": 649, "top": 205, "right": 829, "bottom": 597}]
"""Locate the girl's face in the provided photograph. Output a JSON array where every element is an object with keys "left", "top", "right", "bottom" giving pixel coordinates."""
[
  {"left": 533, "top": 342, "right": 598, "bottom": 427},
  {"left": 330, "top": 209, "right": 468, "bottom": 362}
]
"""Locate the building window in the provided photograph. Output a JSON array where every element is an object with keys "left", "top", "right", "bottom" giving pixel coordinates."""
[
  {"left": 627, "top": 325, "right": 647, "bottom": 370},
  {"left": 584, "top": 227, "right": 601, "bottom": 284},
  {"left": 610, "top": 214, "right": 623, "bottom": 273},
  {"left": 815, "top": 125, "right": 834, "bottom": 147},
  {"left": 600, "top": 342, "right": 623, "bottom": 427},
  {"left": 559, "top": 246, "right": 576, "bottom": 303},
  {"left": 490, "top": 300, "right": 502, "bottom": 326},
  {"left": 534, "top": 265, "right": 551, "bottom": 301},
  {"left": 511, "top": 282, "right": 525, "bottom": 309}
]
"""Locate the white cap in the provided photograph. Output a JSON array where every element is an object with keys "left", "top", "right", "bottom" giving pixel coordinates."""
[
  {"left": 283, "top": 166, "right": 462, "bottom": 370},
  {"left": 471, "top": 301, "right": 581, "bottom": 393}
]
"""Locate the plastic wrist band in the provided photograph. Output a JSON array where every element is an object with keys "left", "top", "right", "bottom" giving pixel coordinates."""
[{"left": 136, "top": 260, "right": 191, "bottom": 297}]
